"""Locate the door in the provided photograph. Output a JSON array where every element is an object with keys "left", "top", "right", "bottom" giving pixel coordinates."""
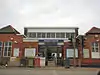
[{"left": 38, "top": 45, "right": 63, "bottom": 66}]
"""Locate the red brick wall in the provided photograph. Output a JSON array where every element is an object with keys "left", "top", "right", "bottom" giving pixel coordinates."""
[
  {"left": 63, "top": 42, "right": 69, "bottom": 59},
  {"left": 80, "top": 34, "right": 100, "bottom": 65},
  {"left": 23, "top": 42, "right": 38, "bottom": 56},
  {"left": 0, "top": 34, "right": 23, "bottom": 57}
]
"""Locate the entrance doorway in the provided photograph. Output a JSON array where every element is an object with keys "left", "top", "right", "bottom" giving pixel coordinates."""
[{"left": 38, "top": 45, "right": 63, "bottom": 66}]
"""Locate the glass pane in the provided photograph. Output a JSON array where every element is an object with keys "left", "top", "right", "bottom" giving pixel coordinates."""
[
  {"left": 91, "top": 42, "right": 94, "bottom": 46},
  {"left": 0, "top": 52, "right": 1, "bottom": 56},
  {"left": 47, "top": 33, "right": 50, "bottom": 38},
  {"left": 95, "top": 42, "right": 98, "bottom": 46},
  {"left": 37, "top": 33, "right": 42, "bottom": 38},
  {"left": 4, "top": 51, "right": 7, "bottom": 56},
  {"left": 28, "top": 33, "right": 31, "bottom": 37},
  {"left": 96, "top": 48, "right": 99, "bottom": 52},
  {"left": 42, "top": 33, "right": 45, "bottom": 38},
  {"left": 56, "top": 33, "right": 60, "bottom": 38},
  {"left": 9, "top": 42, "right": 12, "bottom": 46},
  {"left": 0, "top": 42, "right": 2, "bottom": 46},
  {"left": 71, "top": 33, "right": 75, "bottom": 38},
  {"left": 4, "top": 42, "right": 8, "bottom": 46},
  {"left": 8, "top": 47, "right": 11, "bottom": 51},
  {"left": 66, "top": 33, "right": 70, "bottom": 38},
  {"left": 51, "top": 33, "right": 55, "bottom": 38},
  {"left": 0, "top": 47, "right": 2, "bottom": 51},
  {"left": 61, "top": 33, "right": 65, "bottom": 38},
  {"left": 8, "top": 51, "right": 11, "bottom": 56},
  {"left": 29, "top": 33, "right": 32, "bottom": 37},
  {"left": 92, "top": 48, "right": 95, "bottom": 52},
  {"left": 4, "top": 47, "right": 7, "bottom": 51},
  {"left": 30, "top": 33, "right": 36, "bottom": 38},
  {"left": 69, "top": 33, "right": 72, "bottom": 38}
]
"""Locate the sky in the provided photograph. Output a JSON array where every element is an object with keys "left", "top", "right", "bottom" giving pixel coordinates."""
[{"left": 0, "top": 0, "right": 100, "bottom": 34}]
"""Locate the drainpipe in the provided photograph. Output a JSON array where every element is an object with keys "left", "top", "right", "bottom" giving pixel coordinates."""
[{"left": 72, "top": 38, "right": 76, "bottom": 67}]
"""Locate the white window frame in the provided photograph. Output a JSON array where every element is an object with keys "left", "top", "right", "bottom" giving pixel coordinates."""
[
  {"left": 91, "top": 42, "right": 99, "bottom": 52},
  {"left": 91, "top": 42, "right": 100, "bottom": 58},
  {"left": 3, "top": 41, "right": 12, "bottom": 57}
]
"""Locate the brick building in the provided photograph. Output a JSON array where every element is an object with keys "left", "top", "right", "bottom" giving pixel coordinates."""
[
  {"left": 0, "top": 25, "right": 24, "bottom": 63},
  {"left": 24, "top": 27, "right": 79, "bottom": 66},
  {"left": 1, "top": 25, "right": 100, "bottom": 67},
  {"left": 78, "top": 27, "right": 100, "bottom": 67}
]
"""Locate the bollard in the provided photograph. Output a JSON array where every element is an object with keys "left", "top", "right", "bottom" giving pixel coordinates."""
[{"left": 65, "top": 58, "right": 70, "bottom": 69}]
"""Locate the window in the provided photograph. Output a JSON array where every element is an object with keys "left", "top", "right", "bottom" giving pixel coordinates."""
[
  {"left": 56, "top": 33, "right": 61, "bottom": 38},
  {"left": 66, "top": 33, "right": 75, "bottom": 39},
  {"left": 3, "top": 41, "right": 12, "bottom": 57},
  {"left": 91, "top": 42, "right": 100, "bottom": 58},
  {"left": 32, "top": 33, "right": 36, "bottom": 38},
  {"left": 27, "top": 33, "right": 36, "bottom": 38},
  {"left": 61, "top": 33, "right": 65, "bottom": 38},
  {"left": 41, "top": 33, "right": 45, "bottom": 38},
  {"left": 56, "top": 33, "right": 65, "bottom": 38},
  {"left": 47, "top": 33, "right": 50, "bottom": 38},
  {"left": 91, "top": 42, "right": 99, "bottom": 52},
  {"left": 71, "top": 33, "right": 75, "bottom": 38},
  {"left": 0, "top": 42, "right": 3, "bottom": 56},
  {"left": 37, "top": 33, "right": 42, "bottom": 38},
  {"left": 66, "top": 33, "right": 70, "bottom": 38},
  {"left": 50, "top": 33, "right": 55, "bottom": 38},
  {"left": 27, "top": 33, "right": 32, "bottom": 37}
]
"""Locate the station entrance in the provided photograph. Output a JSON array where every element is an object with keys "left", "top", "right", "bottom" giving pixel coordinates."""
[{"left": 38, "top": 41, "right": 63, "bottom": 66}]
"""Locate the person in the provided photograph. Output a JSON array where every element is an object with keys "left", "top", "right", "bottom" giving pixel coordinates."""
[
  {"left": 97, "top": 71, "right": 100, "bottom": 75},
  {"left": 5, "top": 62, "right": 8, "bottom": 67}
]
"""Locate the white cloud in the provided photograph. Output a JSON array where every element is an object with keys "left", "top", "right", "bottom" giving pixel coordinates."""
[{"left": 0, "top": 0, "right": 100, "bottom": 34}]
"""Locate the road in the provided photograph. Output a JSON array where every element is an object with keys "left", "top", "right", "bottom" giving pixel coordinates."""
[{"left": 0, "top": 67, "right": 99, "bottom": 75}]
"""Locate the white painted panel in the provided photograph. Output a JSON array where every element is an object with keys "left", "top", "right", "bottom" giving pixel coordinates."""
[
  {"left": 57, "top": 42, "right": 64, "bottom": 45},
  {"left": 28, "top": 28, "right": 75, "bottom": 33},
  {"left": 92, "top": 52, "right": 100, "bottom": 58},
  {"left": 83, "top": 49, "right": 89, "bottom": 58},
  {"left": 66, "top": 49, "right": 78, "bottom": 58},
  {"left": 38, "top": 42, "right": 45, "bottom": 45},
  {"left": 23, "top": 38, "right": 38, "bottom": 42},
  {"left": 38, "top": 38, "right": 69, "bottom": 40},
  {"left": 40, "top": 57, "right": 45, "bottom": 67},
  {"left": 23, "top": 38, "right": 69, "bottom": 42},
  {"left": 10, "top": 57, "right": 17, "bottom": 61},
  {"left": 13, "top": 48, "right": 19, "bottom": 57},
  {"left": 25, "top": 48, "right": 36, "bottom": 57}
]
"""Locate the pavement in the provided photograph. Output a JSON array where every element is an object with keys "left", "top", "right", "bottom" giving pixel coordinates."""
[
  {"left": 0, "top": 66, "right": 99, "bottom": 75},
  {"left": 0, "top": 66, "right": 100, "bottom": 71}
]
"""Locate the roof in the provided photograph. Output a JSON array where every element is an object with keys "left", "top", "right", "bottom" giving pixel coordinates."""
[
  {"left": 24, "top": 26, "right": 79, "bottom": 29},
  {"left": 0, "top": 25, "right": 20, "bottom": 34},
  {"left": 86, "top": 27, "right": 100, "bottom": 34},
  {"left": 16, "top": 34, "right": 27, "bottom": 38}
]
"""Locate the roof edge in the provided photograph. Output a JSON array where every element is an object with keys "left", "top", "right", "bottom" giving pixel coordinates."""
[{"left": 24, "top": 27, "right": 79, "bottom": 29}]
